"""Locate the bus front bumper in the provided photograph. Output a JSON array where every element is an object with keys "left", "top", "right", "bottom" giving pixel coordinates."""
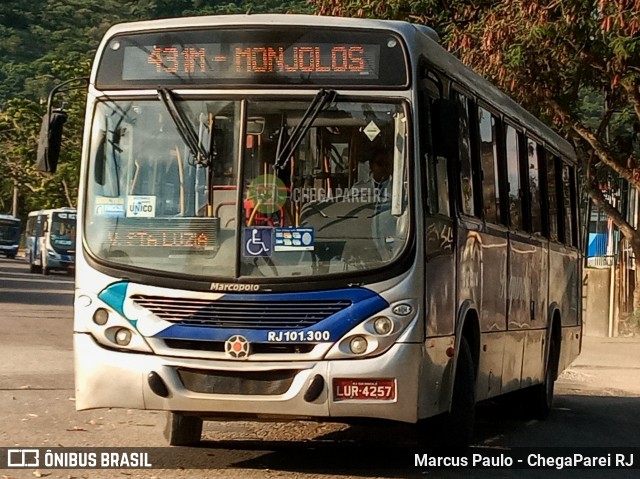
[
  {"left": 0, "top": 245, "right": 19, "bottom": 256},
  {"left": 74, "top": 333, "right": 421, "bottom": 423}
]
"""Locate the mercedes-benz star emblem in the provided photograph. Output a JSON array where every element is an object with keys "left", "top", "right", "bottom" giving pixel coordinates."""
[{"left": 224, "top": 335, "right": 250, "bottom": 358}]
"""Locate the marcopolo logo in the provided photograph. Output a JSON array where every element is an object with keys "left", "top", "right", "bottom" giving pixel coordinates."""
[
  {"left": 126, "top": 195, "right": 156, "bottom": 218},
  {"left": 209, "top": 283, "right": 260, "bottom": 292},
  {"left": 246, "top": 174, "right": 287, "bottom": 214}
]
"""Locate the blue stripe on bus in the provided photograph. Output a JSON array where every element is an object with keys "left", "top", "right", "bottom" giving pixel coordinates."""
[
  {"left": 95, "top": 282, "right": 388, "bottom": 341},
  {"left": 153, "top": 290, "right": 388, "bottom": 343},
  {"left": 97, "top": 282, "right": 134, "bottom": 326}
]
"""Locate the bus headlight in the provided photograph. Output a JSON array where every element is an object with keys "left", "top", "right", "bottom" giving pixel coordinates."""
[
  {"left": 114, "top": 328, "right": 132, "bottom": 346},
  {"left": 325, "top": 299, "right": 418, "bottom": 359},
  {"left": 100, "top": 325, "right": 150, "bottom": 352},
  {"left": 75, "top": 291, "right": 152, "bottom": 353},
  {"left": 93, "top": 308, "right": 109, "bottom": 325},
  {"left": 349, "top": 336, "right": 368, "bottom": 354},
  {"left": 373, "top": 316, "right": 393, "bottom": 335}
]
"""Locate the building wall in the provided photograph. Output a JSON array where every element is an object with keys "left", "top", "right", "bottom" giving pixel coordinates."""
[{"left": 583, "top": 267, "right": 612, "bottom": 337}]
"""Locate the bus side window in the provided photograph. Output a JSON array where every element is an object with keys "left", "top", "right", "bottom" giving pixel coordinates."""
[
  {"left": 546, "top": 153, "right": 560, "bottom": 242},
  {"left": 434, "top": 152, "right": 450, "bottom": 216},
  {"left": 477, "top": 106, "right": 500, "bottom": 224},
  {"left": 505, "top": 124, "right": 522, "bottom": 230},
  {"left": 429, "top": 97, "right": 455, "bottom": 217},
  {"left": 453, "top": 91, "right": 477, "bottom": 217},
  {"left": 526, "top": 138, "right": 543, "bottom": 235},
  {"left": 562, "top": 164, "right": 578, "bottom": 247}
]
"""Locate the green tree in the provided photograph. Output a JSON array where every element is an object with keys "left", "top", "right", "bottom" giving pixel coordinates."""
[
  {"left": 0, "top": 60, "right": 89, "bottom": 216},
  {"left": 311, "top": 0, "right": 640, "bottom": 307}
]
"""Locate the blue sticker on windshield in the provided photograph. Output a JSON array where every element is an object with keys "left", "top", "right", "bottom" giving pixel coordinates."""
[
  {"left": 274, "top": 227, "right": 314, "bottom": 252},
  {"left": 95, "top": 197, "right": 125, "bottom": 218},
  {"left": 243, "top": 227, "right": 273, "bottom": 257}
]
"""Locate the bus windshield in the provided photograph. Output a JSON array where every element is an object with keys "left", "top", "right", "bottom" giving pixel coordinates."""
[
  {"left": 85, "top": 96, "right": 410, "bottom": 279},
  {"left": 0, "top": 218, "right": 21, "bottom": 243},
  {"left": 0, "top": 218, "right": 20, "bottom": 242},
  {"left": 50, "top": 212, "right": 77, "bottom": 251}
]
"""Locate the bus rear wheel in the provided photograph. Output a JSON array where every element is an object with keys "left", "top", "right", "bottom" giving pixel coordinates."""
[
  {"left": 29, "top": 253, "right": 41, "bottom": 274},
  {"left": 523, "top": 333, "right": 559, "bottom": 420},
  {"left": 164, "top": 412, "right": 203, "bottom": 446}
]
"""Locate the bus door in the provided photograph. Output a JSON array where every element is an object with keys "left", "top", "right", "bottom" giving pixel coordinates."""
[
  {"left": 27, "top": 214, "right": 44, "bottom": 270},
  {"left": 503, "top": 128, "right": 546, "bottom": 393},
  {"left": 421, "top": 89, "right": 456, "bottom": 338}
]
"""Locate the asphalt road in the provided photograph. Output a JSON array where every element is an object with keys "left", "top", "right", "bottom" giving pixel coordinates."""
[{"left": 1, "top": 256, "right": 639, "bottom": 479}]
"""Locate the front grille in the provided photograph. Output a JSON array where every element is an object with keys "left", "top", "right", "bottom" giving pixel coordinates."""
[
  {"left": 132, "top": 294, "right": 351, "bottom": 329},
  {"left": 163, "top": 339, "right": 315, "bottom": 354},
  {"left": 177, "top": 368, "right": 299, "bottom": 395}
]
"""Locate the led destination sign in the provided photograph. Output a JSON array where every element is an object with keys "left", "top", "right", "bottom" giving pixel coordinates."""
[
  {"left": 96, "top": 217, "right": 218, "bottom": 251},
  {"left": 137, "top": 43, "right": 376, "bottom": 80},
  {"left": 96, "top": 28, "right": 408, "bottom": 88}
]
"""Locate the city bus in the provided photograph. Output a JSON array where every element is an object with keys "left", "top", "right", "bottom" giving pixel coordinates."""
[
  {"left": 25, "top": 208, "right": 77, "bottom": 275},
  {"left": 0, "top": 214, "right": 21, "bottom": 259},
  {"left": 39, "top": 14, "right": 581, "bottom": 446}
]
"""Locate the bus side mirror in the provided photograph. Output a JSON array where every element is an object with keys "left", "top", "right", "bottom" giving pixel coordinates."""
[
  {"left": 37, "top": 109, "right": 68, "bottom": 174},
  {"left": 431, "top": 99, "right": 459, "bottom": 160}
]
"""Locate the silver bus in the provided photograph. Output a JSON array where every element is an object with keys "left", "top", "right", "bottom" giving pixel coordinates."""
[{"left": 39, "top": 14, "right": 581, "bottom": 446}]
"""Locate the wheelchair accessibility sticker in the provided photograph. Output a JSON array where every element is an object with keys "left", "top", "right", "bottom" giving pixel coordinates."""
[{"left": 243, "top": 227, "right": 273, "bottom": 257}]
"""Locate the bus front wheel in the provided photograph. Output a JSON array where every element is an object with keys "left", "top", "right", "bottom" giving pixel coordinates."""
[
  {"left": 29, "top": 253, "right": 41, "bottom": 274},
  {"left": 164, "top": 412, "right": 203, "bottom": 446},
  {"left": 432, "top": 337, "right": 476, "bottom": 447},
  {"left": 41, "top": 253, "right": 50, "bottom": 275}
]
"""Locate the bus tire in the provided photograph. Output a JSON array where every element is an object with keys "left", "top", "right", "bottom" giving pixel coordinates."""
[
  {"left": 440, "top": 337, "right": 475, "bottom": 447},
  {"left": 29, "top": 253, "right": 40, "bottom": 274},
  {"left": 164, "top": 412, "right": 203, "bottom": 446},
  {"left": 523, "top": 332, "right": 559, "bottom": 420}
]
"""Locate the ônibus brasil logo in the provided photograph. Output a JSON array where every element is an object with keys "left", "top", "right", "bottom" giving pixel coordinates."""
[{"left": 246, "top": 174, "right": 287, "bottom": 214}]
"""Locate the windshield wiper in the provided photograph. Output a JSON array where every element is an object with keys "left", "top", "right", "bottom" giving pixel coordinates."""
[
  {"left": 157, "top": 88, "right": 211, "bottom": 166},
  {"left": 273, "top": 88, "right": 337, "bottom": 171}
]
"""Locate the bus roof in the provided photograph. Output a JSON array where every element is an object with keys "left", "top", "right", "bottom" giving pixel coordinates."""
[
  {"left": 95, "top": 14, "right": 576, "bottom": 164},
  {"left": 99, "top": 14, "right": 420, "bottom": 37},
  {"left": 28, "top": 208, "right": 77, "bottom": 217}
]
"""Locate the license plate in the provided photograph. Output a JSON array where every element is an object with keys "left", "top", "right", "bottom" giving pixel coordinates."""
[{"left": 333, "top": 378, "right": 396, "bottom": 401}]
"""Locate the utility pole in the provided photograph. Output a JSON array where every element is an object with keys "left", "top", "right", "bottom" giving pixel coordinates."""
[{"left": 12, "top": 181, "right": 18, "bottom": 217}]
